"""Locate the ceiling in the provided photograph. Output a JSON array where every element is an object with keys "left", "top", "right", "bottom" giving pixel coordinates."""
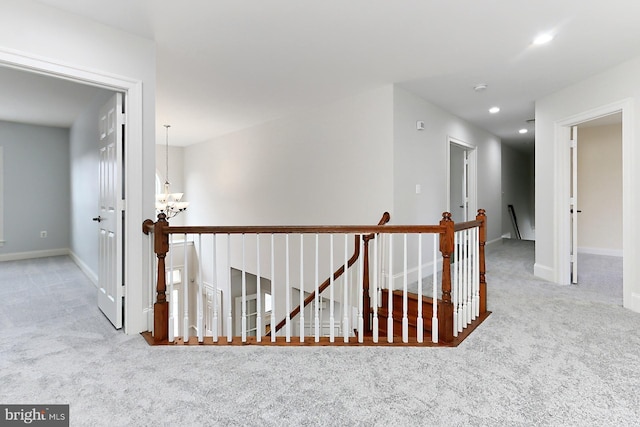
[{"left": 8, "top": 1, "right": 640, "bottom": 148}]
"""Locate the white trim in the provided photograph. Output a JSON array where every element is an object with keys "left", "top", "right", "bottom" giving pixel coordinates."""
[
  {"left": 486, "top": 237, "right": 503, "bottom": 247},
  {"left": 69, "top": 250, "right": 98, "bottom": 286},
  {"left": 553, "top": 98, "right": 634, "bottom": 309},
  {"left": 577, "top": 247, "right": 623, "bottom": 257},
  {"left": 534, "top": 263, "right": 555, "bottom": 283},
  {"left": 0, "top": 248, "right": 69, "bottom": 262},
  {"left": 0, "top": 47, "right": 148, "bottom": 334}
]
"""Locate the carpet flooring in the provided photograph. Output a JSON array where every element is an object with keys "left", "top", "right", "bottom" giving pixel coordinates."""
[{"left": 0, "top": 240, "right": 638, "bottom": 426}]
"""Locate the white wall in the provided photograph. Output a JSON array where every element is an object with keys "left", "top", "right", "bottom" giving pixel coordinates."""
[
  {"left": 577, "top": 123, "right": 622, "bottom": 255},
  {"left": 184, "top": 85, "right": 394, "bottom": 326},
  {"left": 0, "top": 121, "right": 70, "bottom": 258},
  {"left": 501, "top": 145, "right": 535, "bottom": 240},
  {"left": 1, "top": 0, "right": 157, "bottom": 332},
  {"left": 392, "top": 86, "right": 502, "bottom": 240},
  {"left": 185, "top": 85, "right": 394, "bottom": 227},
  {"left": 182, "top": 85, "right": 502, "bottom": 320},
  {"left": 535, "top": 55, "right": 640, "bottom": 312},
  {"left": 69, "top": 90, "right": 115, "bottom": 281}
]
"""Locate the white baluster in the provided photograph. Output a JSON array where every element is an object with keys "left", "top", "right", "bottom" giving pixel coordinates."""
[
  {"left": 314, "top": 234, "right": 320, "bottom": 342},
  {"left": 148, "top": 233, "right": 154, "bottom": 335},
  {"left": 373, "top": 233, "right": 379, "bottom": 343},
  {"left": 168, "top": 234, "right": 174, "bottom": 342},
  {"left": 432, "top": 233, "right": 439, "bottom": 343},
  {"left": 197, "top": 234, "right": 203, "bottom": 343},
  {"left": 452, "top": 231, "right": 458, "bottom": 336},
  {"left": 466, "top": 229, "right": 472, "bottom": 326},
  {"left": 357, "top": 235, "right": 364, "bottom": 343},
  {"left": 463, "top": 230, "right": 468, "bottom": 327},
  {"left": 417, "top": 233, "right": 423, "bottom": 343},
  {"left": 473, "top": 227, "right": 480, "bottom": 319},
  {"left": 285, "top": 234, "right": 291, "bottom": 342},
  {"left": 212, "top": 234, "right": 218, "bottom": 342},
  {"left": 183, "top": 233, "right": 189, "bottom": 343},
  {"left": 387, "top": 234, "right": 393, "bottom": 343},
  {"left": 241, "top": 234, "right": 247, "bottom": 342},
  {"left": 270, "top": 234, "right": 276, "bottom": 343},
  {"left": 227, "top": 234, "right": 232, "bottom": 343},
  {"left": 344, "top": 234, "right": 350, "bottom": 343},
  {"left": 402, "top": 234, "right": 408, "bottom": 343},
  {"left": 329, "top": 234, "right": 335, "bottom": 343},
  {"left": 300, "top": 234, "right": 305, "bottom": 342},
  {"left": 256, "top": 234, "right": 262, "bottom": 342}
]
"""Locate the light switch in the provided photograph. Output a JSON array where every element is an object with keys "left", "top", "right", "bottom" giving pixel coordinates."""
[{"left": 415, "top": 184, "right": 421, "bottom": 194}]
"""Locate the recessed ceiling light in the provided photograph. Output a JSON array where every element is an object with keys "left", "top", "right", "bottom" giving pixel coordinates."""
[
  {"left": 474, "top": 84, "right": 488, "bottom": 92},
  {"left": 519, "top": 128, "right": 528, "bottom": 134},
  {"left": 489, "top": 107, "right": 500, "bottom": 114},
  {"left": 533, "top": 33, "right": 554, "bottom": 45}
]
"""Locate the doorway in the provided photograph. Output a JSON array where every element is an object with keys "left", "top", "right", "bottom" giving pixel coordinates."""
[
  {"left": 555, "top": 99, "right": 631, "bottom": 309},
  {"left": 0, "top": 48, "right": 146, "bottom": 333},
  {"left": 570, "top": 114, "right": 623, "bottom": 296},
  {"left": 448, "top": 137, "right": 477, "bottom": 223}
]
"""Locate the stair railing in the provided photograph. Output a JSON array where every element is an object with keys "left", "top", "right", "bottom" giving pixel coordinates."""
[
  {"left": 142, "top": 210, "right": 488, "bottom": 346},
  {"left": 270, "top": 212, "right": 390, "bottom": 336}
]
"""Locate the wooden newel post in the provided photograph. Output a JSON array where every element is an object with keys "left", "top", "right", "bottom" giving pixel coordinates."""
[
  {"left": 438, "top": 212, "right": 455, "bottom": 342},
  {"left": 476, "top": 209, "right": 487, "bottom": 315},
  {"left": 153, "top": 213, "right": 170, "bottom": 343},
  {"left": 439, "top": 212, "right": 455, "bottom": 343}
]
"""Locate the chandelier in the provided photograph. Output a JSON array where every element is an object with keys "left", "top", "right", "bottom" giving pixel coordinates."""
[{"left": 156, "top": 124, "right": 188, "bottom": 218}]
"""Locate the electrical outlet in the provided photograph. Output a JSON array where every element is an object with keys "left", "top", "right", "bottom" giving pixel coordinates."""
[{"left": 40, "top": 231, "right": 47, "bottom": 238}]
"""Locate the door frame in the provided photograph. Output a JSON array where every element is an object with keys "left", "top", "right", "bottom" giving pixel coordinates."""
[
  {"left": 553, "top": 98, "right": 633, "bottom": 309},
  {"left": 0, "top": 48, "right": 147, "bottom": 333},
  {"left": 446, "top": 137, "right": 477, "bottom": 221}
]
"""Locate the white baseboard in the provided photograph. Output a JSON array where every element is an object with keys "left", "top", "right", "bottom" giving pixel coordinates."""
[
  {"left": 534, "top": 263, "right": 555, "bottom": 282},
  {"left": 578, "top": 247, "right": 623, "bottom": 257},
  {"left": 626, "top": 293, "right": 640, "bottom": 314},
  {"left": 69, "top": 250, "right": 98, "bottom": 287},
  {"left": 0, "top": 248, "right": 69, "bottom": 262},
  {"left": 487, "top": 237, "right": 503, "bottom": 247}
]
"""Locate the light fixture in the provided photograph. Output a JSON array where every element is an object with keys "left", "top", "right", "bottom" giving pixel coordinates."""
[
  {"left": 155, "top": 124, "right": 188, "bottom": 219},
  {"left": 519, "top": 128, "right": 528, "bottom": 134},
  {"left": 489, "top": 106, "right": 500, "bottom": 114},
  {"left": 474, "top": 83, "right": 488, "bottom": 92},
  {"left": 533, "top": 32, "right": 554, "bottom": 45}
]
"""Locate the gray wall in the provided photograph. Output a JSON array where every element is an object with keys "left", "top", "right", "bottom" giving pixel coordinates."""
[
  {"left": 70, "top": 90, "right": 115, "bottom": 279},
  {"left": 501, "top": 145, "right": 535, "bottom": 240},
  {"left": 0, "top": 120, "right": 70, "bottom": 255}
]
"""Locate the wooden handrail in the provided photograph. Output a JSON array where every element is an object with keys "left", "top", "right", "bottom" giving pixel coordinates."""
[{"left": 270, "top": 212, "right": 390, "bottom": 336}]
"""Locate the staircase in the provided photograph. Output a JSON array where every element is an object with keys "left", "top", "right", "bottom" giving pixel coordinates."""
[{"left": 376, "top": 289, "right": 440, "bottom": 340}]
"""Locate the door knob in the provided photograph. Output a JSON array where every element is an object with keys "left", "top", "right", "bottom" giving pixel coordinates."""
[{"left": 92, "top": 216, "right": 103, "bottom": 222}]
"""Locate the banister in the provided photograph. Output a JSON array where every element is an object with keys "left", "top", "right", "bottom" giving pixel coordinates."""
[
  {"left": 142, "top": 209, "right": 488, "bottom": 345},
  {"left": 270, "top": 211, "right": 391, "bottom": 336},
  {"left": 454, "top": 219, "right": 483, "bottom": 231}
]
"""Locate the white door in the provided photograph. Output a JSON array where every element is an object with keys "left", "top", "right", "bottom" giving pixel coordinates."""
[
  {"left": 96, "top": 93, "right": 125, "bottom": 328},
  {"left": 570, "top": 125, "right": 579, "bottom": 284},
  {"left": 449, "top": 140, "right": 476, "bottom": 223}
]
